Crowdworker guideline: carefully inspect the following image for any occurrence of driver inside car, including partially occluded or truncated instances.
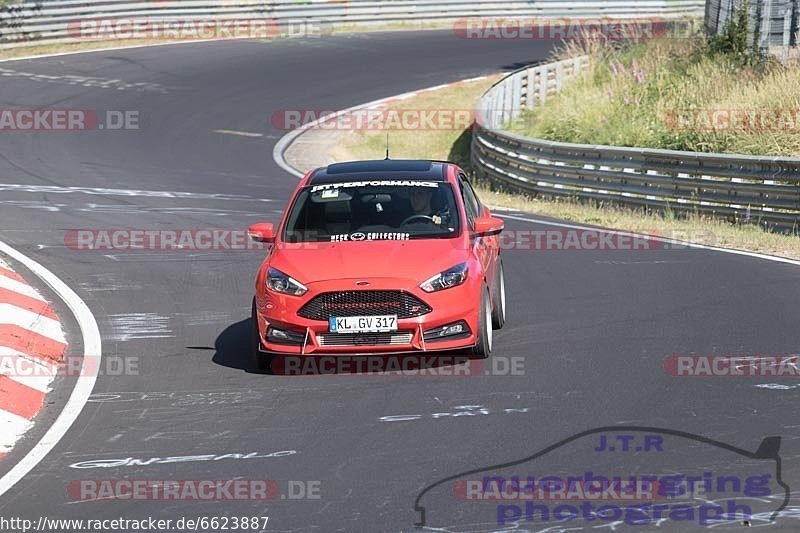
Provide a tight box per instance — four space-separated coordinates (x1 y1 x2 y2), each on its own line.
408 186 449 225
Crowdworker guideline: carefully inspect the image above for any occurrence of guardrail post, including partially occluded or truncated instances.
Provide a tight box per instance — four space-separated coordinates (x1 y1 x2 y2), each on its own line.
556 61 564 92
527 67 537 110
781 6 791 63
574 56 584 74
511 73 522 120
494 91 503 130
747 0 759 48
796 180 800 221
520 69 529 109
759 0 773 54
539 64 549 105
494 91 502 129
503 77 514 125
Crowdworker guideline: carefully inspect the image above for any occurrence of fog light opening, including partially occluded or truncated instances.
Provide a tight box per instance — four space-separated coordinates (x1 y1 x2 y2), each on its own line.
267 326 306 345
423 320 471 341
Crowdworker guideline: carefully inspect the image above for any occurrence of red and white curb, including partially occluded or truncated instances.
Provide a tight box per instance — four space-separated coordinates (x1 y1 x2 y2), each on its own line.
0 241 99 500
0 257 67 459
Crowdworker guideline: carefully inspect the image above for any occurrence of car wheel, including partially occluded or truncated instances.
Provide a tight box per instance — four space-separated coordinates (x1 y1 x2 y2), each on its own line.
251 298 271 371
472 285 493 359
491 259 506 330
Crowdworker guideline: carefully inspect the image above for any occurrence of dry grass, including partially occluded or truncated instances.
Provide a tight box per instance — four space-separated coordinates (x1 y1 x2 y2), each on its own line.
0 39 210 61
331 76 501 167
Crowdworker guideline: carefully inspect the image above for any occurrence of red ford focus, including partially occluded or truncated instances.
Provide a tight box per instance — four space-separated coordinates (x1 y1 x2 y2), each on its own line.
248 159 505 369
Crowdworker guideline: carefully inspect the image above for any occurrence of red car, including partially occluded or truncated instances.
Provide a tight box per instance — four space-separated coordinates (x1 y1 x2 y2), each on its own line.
248 159 505 369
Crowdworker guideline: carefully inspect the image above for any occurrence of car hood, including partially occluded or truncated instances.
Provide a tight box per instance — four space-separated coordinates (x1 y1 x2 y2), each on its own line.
270 239 466 284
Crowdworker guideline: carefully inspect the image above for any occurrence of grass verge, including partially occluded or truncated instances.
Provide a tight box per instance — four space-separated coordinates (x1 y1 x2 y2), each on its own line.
329 77 499 168
0 38 223 61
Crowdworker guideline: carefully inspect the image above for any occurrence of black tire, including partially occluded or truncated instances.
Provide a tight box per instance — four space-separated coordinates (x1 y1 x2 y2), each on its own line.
472 285 493 359
491 259 506 330
251 298 271 371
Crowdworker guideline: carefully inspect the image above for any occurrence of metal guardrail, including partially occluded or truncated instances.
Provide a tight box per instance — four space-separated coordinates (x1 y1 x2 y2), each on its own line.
477 55 590 128
471 57 800 230
0 0 705 48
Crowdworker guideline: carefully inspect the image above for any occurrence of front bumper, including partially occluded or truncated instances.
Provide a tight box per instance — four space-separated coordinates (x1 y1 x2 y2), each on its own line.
254 277 479 355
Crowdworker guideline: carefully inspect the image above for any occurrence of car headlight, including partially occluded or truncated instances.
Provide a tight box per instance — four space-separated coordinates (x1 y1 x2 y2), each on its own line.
266 267 307 296
420 262 469 293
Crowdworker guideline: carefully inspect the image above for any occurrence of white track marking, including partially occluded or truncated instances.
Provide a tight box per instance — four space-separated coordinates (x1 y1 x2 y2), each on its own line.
212 129 264 138
0 240 102 499
0 200 266 216
755 383 795 390
107 313 173 341
495 213 800 267
0 36 266 65
0 67 169 93
0 183 268 201
178 310 233 327
0 304 66 342
0 410 34 450
0 274 46 301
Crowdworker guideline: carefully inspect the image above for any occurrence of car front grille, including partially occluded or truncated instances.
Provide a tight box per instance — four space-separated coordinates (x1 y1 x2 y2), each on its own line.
298 291 431 320
317 332 414 346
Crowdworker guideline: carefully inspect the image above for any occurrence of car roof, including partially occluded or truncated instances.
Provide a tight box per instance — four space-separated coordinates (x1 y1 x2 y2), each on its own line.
307 159 449 184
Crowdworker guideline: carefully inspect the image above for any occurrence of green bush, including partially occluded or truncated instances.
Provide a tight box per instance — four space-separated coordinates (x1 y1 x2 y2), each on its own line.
707 0 757 63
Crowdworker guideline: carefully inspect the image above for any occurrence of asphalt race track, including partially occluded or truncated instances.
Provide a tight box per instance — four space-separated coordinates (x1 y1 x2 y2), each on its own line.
1 30 799 532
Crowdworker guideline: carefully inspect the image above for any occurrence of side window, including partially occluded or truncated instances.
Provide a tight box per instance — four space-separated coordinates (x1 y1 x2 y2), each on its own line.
463 178 483 213
458 173 480 227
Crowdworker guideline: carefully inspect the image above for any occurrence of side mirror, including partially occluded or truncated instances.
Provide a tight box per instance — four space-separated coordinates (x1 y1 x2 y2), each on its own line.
248 222 275 243
473 216 504 237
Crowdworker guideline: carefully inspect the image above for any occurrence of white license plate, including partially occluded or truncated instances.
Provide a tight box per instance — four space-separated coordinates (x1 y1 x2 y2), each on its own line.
328 315 398 333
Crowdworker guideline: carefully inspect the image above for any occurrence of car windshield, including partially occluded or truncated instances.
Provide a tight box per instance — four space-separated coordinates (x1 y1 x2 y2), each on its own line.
282 180 461 242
